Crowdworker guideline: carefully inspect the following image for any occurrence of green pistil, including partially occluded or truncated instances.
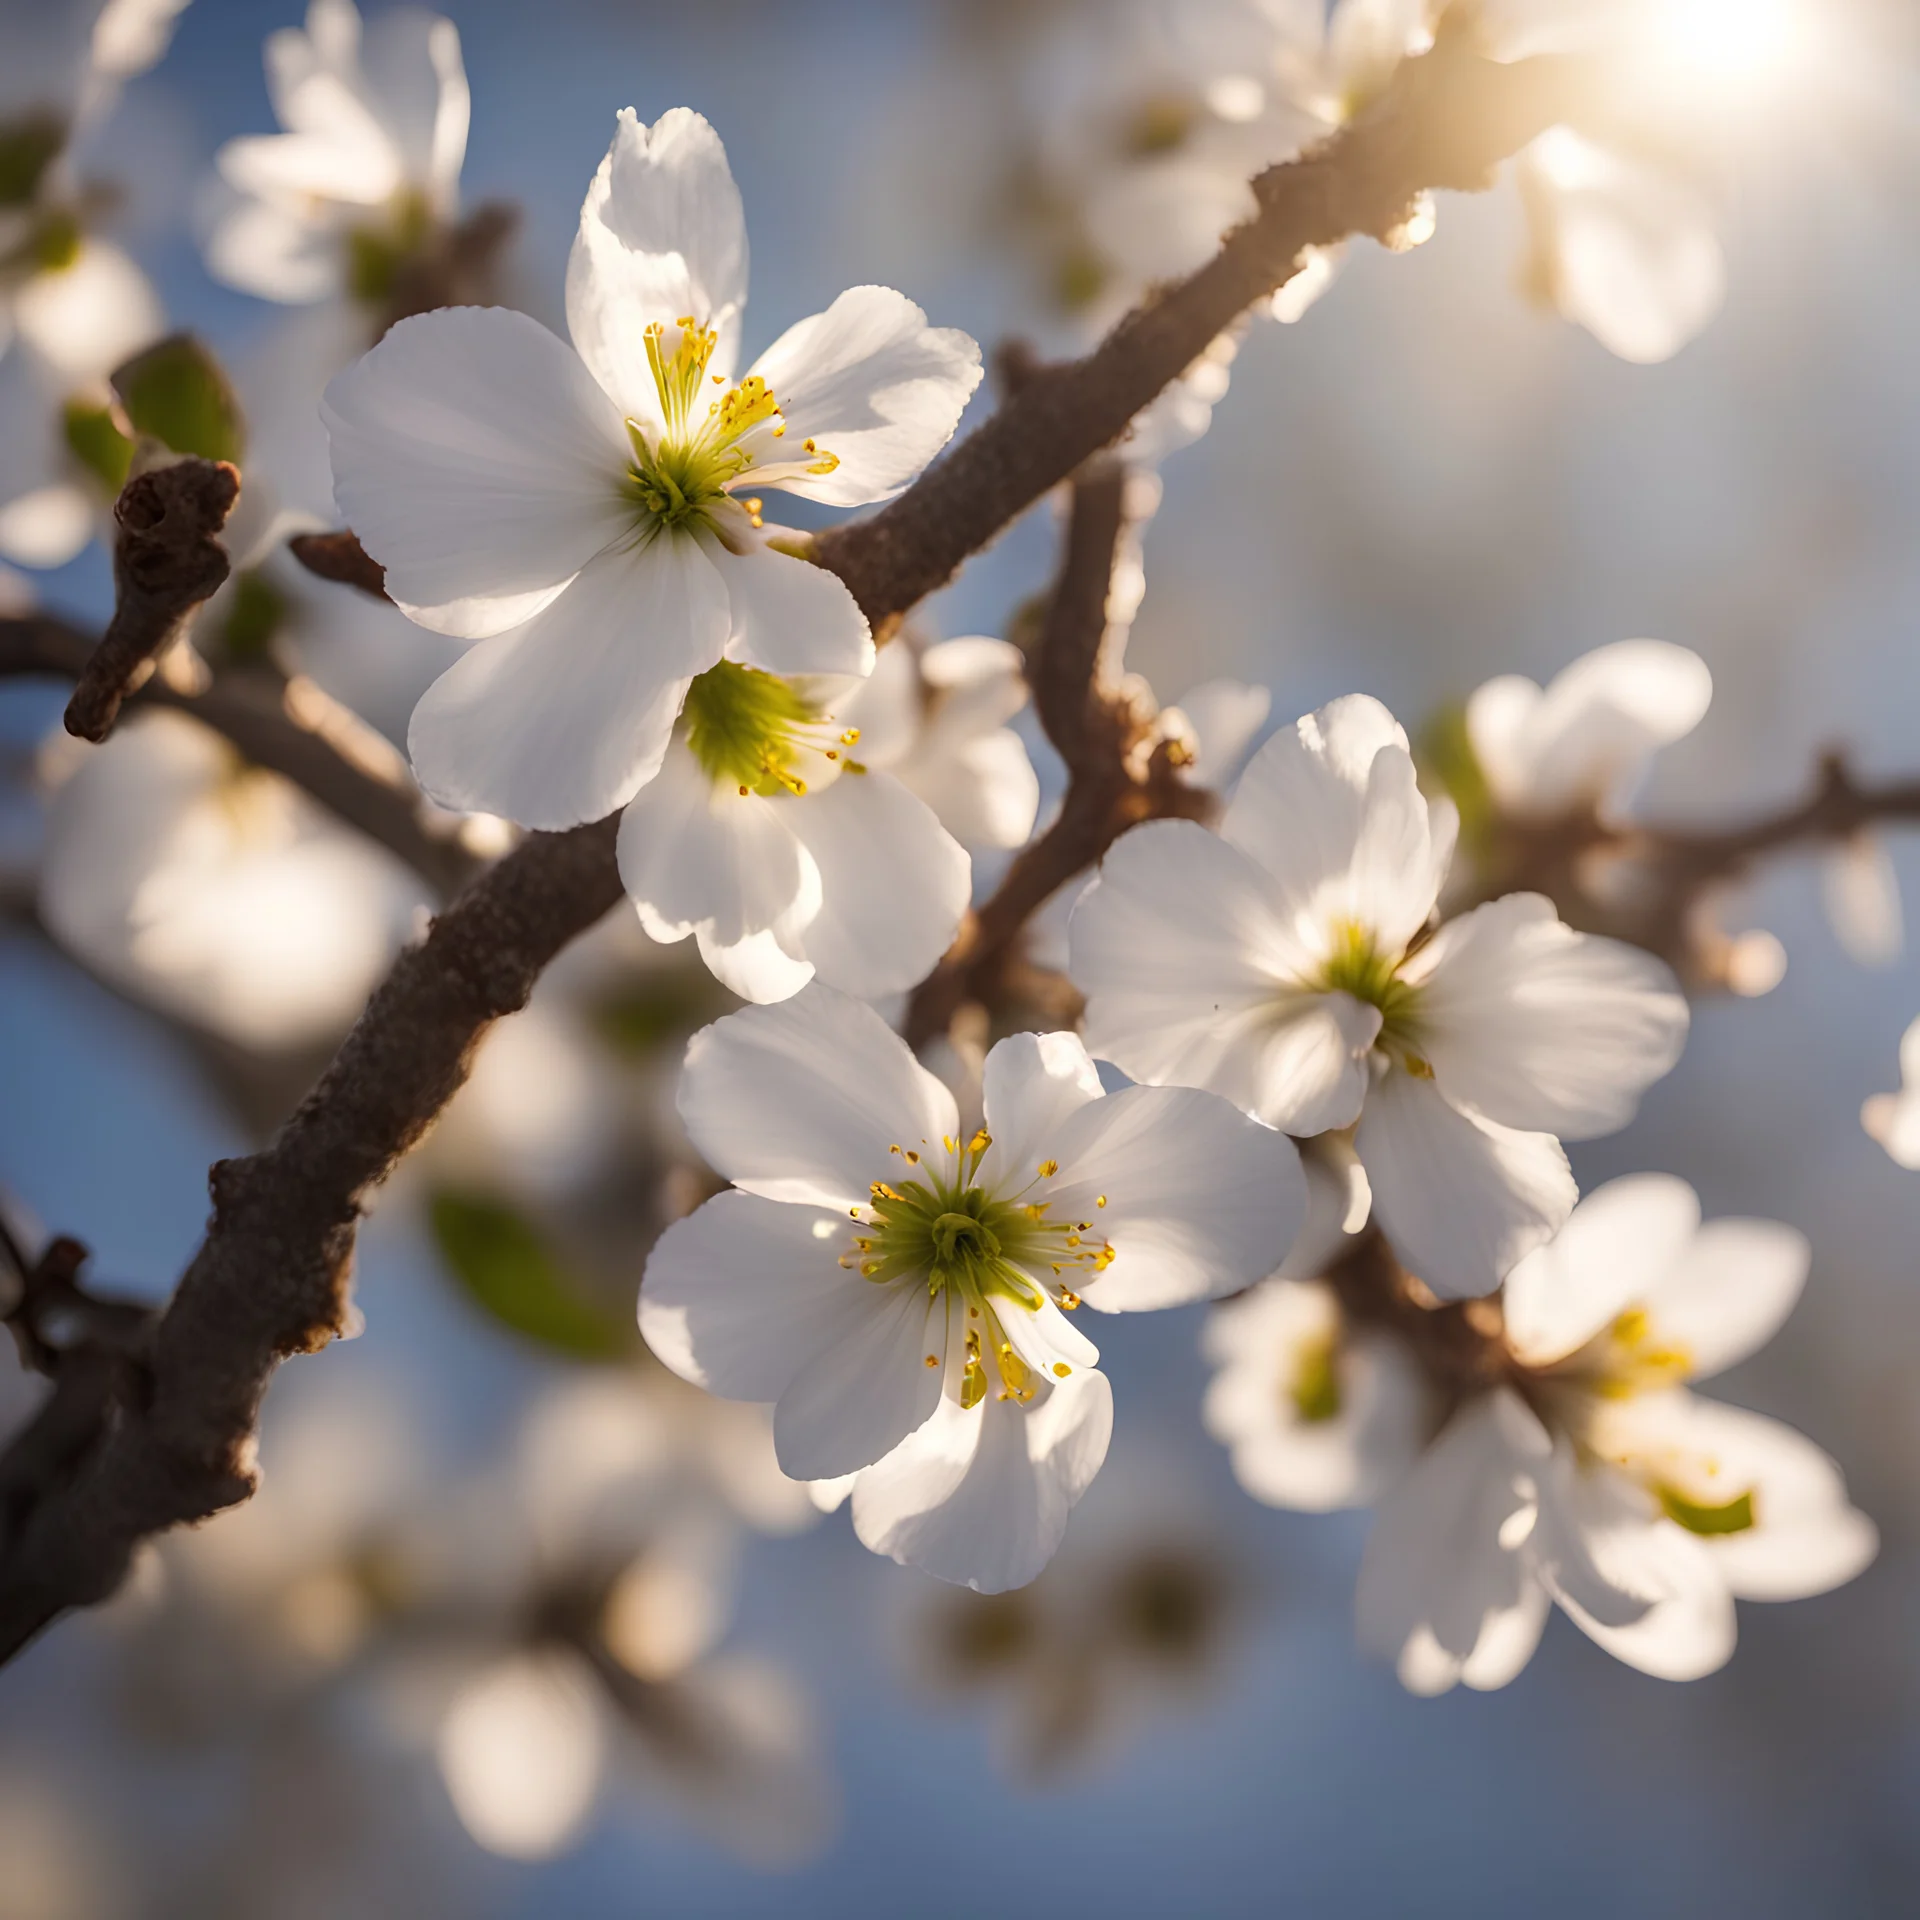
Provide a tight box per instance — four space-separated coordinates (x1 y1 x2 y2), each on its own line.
682 660 820 798
1656 1484 1757 1537
345 189 432 306
1288 1333 1343 1425
1316 920 1423 1036
625 420 749 532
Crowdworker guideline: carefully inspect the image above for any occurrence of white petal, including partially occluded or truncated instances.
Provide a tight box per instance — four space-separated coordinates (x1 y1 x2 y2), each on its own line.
566 107 749 420
1467 639 1712 819
359 6 469 209
1824 832 1904 968
828 636 920 769
780 772 971 1001
407 538 727 829
851 1366 1113 1592
677 984 958 1207
898 726 1041 853
438 1649 606 1861
709 535 874 677
975 1031 1104 1197
1071 820 1376 1131
772 1281 947 1481
1085 152 1260 285
1533 1456 1735 1680
1355 1391 1552 1697
1524 128 1724 366
13 243 164 382
1202 1280 1426 1512
1610 1397 1877 1603
742 285 981 508
1642 1217 1810 1381
1276 1143 1372 1280
695 925 817 1004
1040 1084 1307 1313
1501 1173 1702 1368
992 1289 1100 1380
1408 893 1689 1138
323 307 634 636
1168 678 1271 794
617 741 815 948
204 192 344 303
640 1190 874 1402
1357 1069 1575 1298
1221 694 1417 908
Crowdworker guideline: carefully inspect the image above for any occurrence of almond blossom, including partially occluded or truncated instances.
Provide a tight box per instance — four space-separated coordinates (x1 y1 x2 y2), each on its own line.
1466 638 1712 823
614 659 972 1004
205 0 470 308
1068 694 1690 1298
1861 1016 1920 1170
37 709 425 1047
324 107 981 834
640 987 1304 1592
1357 1174 1876 1693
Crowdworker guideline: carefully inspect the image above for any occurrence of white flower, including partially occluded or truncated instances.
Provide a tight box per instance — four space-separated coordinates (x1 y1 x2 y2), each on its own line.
1466 637 1713 822
324 107 981 835
1861 1016 1920 1170
205 0 470 306
1069 694 1690 1298
1357 1174 1877 1693
1203 1272 1426 1513
836 636 1043 855
616 658 975 1004
37 709 426 1046
1161 675 1272 796
1823 830 1904 970
641 985 1304 1591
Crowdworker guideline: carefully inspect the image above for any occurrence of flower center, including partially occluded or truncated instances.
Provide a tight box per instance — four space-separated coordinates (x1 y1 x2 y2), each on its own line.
1287 1330 1343 1424
623 317 840 535
345 188 433 307
842 1134 1115 1408
1589 1308 1694 1401
1312 919 1429 1070
680 661 859 799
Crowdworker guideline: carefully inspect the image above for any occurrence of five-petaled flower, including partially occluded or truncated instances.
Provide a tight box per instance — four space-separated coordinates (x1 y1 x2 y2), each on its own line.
206 0 471 309
1068 694 1690 1298
324 106 981 834
640 986 1305 1592
1356 1174 1877 1693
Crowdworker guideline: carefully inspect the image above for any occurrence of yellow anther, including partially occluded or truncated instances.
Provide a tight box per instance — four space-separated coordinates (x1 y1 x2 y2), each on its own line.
1066 1235 1081 1248
969 1130 992 1154
1096 1196 1107 1208
943 1135 958 1155
1053 1363 1071 1378
737 783 749 796
1038 1160 1058 1179
840 728 860 746
1059 1291 1081 1310
924 1354 939 1369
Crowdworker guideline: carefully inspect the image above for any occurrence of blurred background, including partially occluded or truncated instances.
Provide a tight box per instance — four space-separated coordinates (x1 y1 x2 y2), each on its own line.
3 0 1920 1913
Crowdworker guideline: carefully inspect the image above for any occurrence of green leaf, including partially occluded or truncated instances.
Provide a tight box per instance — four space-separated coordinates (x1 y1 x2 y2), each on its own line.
220 569 288 661
0 111 65 208
112 334 247 467
62 399 133 495
589 969 735 1058
428 1190 630 1361
1415 701 1494 852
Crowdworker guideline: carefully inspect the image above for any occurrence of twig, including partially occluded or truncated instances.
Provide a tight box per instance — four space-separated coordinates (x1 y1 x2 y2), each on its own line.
0 817 622 1660
1 612 476 897
1469 750 1920 981
288 531 389 601
63 459 240 743
0 32 1604 1658
904 461 1206 1046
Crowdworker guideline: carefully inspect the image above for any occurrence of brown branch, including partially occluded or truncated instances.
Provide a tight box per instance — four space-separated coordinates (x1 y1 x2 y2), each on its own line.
63 459 240 743
1469 750 1920 983
288 530 389 601
0 31 1605 1655
0 817 622 1660
812 33 1592 626
904 461 1206 1046
1 611 476 897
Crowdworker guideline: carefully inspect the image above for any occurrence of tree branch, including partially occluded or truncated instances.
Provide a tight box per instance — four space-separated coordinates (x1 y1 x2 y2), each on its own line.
0 817 622 1661
0 31 1606 1657
904 461 1205 1046
1 610 477 898
62 459 240 743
